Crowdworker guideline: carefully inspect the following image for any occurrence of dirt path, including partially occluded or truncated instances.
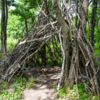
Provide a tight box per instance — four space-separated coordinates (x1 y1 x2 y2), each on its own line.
22 85 56 100
22 67 62 100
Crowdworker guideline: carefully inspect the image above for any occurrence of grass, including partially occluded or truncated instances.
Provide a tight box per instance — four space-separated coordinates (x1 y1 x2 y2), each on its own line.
0 76 35 100
7 37 18 51
0 37 18 57
56 82 98 100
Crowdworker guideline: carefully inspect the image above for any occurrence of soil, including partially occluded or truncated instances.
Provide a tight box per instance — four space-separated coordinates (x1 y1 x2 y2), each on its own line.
8 66 73 100
22 66 61 100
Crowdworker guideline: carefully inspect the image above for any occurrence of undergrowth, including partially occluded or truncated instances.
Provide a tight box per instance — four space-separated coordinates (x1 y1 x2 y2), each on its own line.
56 82 98 100
0 76 34 100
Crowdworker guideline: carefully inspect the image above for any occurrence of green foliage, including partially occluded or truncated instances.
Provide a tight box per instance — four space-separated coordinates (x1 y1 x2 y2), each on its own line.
91 96 98 100
57 87 66 99
56 83 98 100
7 0 15 7
10 0 42 21
0 77 25 100
86 3 100 59
0 76 35 100
26 77 34 88
7 14 24 38
52 85 57 89
76 83 87 100
46 37 62 66
69 83 87 100
7 37 18 51
69 82 98 100
0 81 8 89
0 37 18 55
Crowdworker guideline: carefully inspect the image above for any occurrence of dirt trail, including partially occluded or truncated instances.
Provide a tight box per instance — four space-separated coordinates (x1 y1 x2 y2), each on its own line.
23 85 56 100
22 67 62 100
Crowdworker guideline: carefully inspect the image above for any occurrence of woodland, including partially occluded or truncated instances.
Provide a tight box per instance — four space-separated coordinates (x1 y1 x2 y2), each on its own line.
0 0 100 100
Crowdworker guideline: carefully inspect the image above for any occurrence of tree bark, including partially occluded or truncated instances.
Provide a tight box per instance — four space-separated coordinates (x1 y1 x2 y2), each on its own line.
67 42 76 87
1 0 7 55
75 0 78 28
79 0 89 38
82 0 89 33
90 0 97 47
67 0 89 87
52 0 69 85
41 0 49 67
25 19 28 36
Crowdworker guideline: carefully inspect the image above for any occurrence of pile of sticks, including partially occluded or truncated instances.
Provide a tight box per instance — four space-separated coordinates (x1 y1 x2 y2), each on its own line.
0 6 60 82
59 2 100 95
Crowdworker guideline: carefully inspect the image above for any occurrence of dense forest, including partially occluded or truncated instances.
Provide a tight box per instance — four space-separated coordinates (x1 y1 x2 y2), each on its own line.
0 0 100 100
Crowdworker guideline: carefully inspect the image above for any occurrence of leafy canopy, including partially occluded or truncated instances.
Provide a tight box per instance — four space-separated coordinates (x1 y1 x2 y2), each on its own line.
10 0 42 20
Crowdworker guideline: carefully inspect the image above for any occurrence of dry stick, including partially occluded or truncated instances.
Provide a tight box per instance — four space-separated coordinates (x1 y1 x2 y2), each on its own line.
65 6 79 99
6 32 56 81
57 28 65 91
12 2 45 51
8 64 21 82
77 39 99 95
64 2 99 94
4 25 56 80
23 28 53 59
64 1 89 88
88 67 96 95
73 5 99 70
78 41 93 80
67 7 80 98
5 26 49 75
21 31 58 65
78 39 98 87
19 34 56 45
65 2 98 74
75 10 98 72
1 8 56 81
75 10 99 96
77 39 97 95
27 1 45 33
79 69 93 91
77 40 96 88
38 3 48 18
20 22 54 46
87 46 99 96
65 4 88 62
35 21 57 29
75 46 80 100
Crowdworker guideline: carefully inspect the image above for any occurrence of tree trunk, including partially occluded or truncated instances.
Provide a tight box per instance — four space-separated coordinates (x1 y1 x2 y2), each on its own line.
75 0 78 28
41 0 49 67
79 0 89 38
66 43 76 87
52 0 69 86
82 0 89 33
90 0 97 47
67 0 89 87
25 19 28 36
1 0 7 55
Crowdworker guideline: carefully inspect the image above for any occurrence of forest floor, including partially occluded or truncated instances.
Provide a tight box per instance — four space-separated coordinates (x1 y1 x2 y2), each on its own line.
21 66 73 100
4 66 74 100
